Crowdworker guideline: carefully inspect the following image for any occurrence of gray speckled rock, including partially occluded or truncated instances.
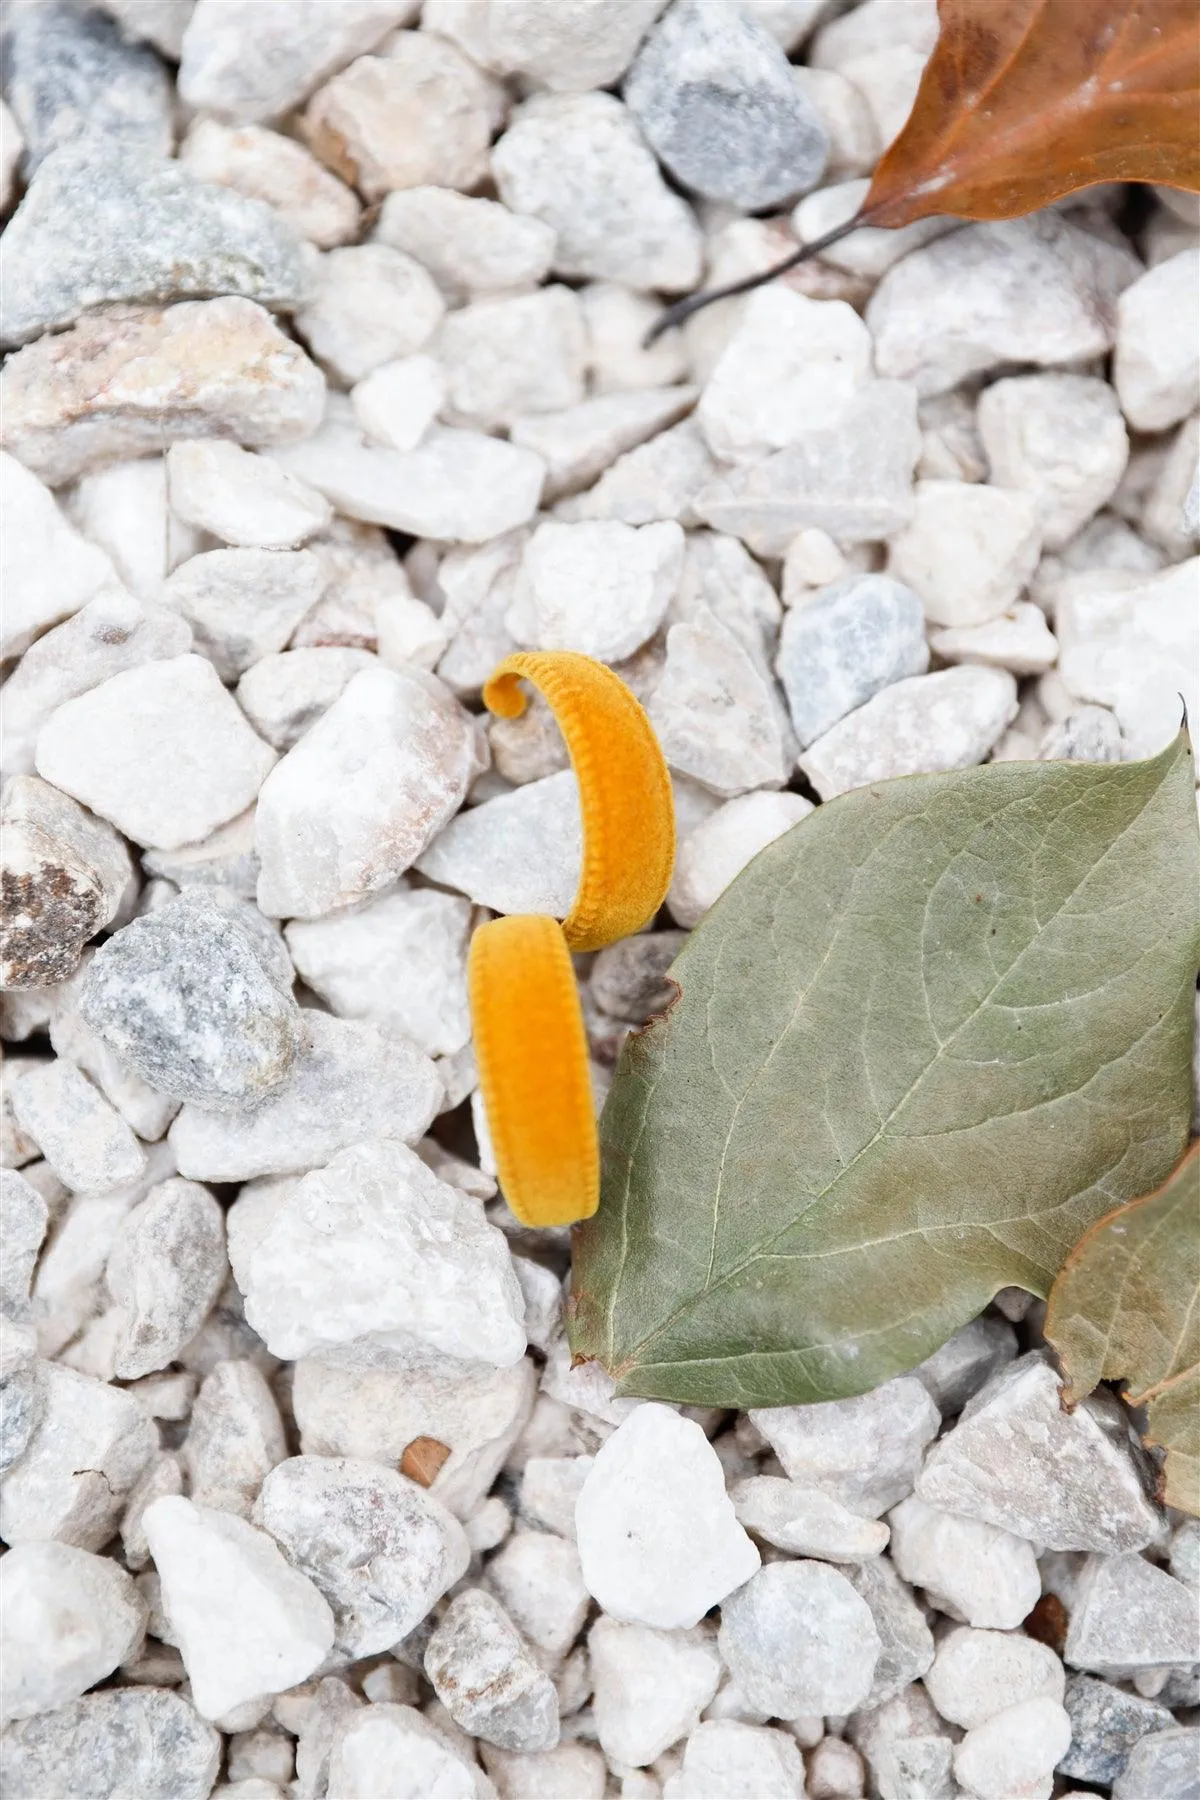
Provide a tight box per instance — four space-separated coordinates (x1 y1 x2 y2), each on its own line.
0 1687 221 1800
847 1555 935 1709
776 573 929 750
425 1587 560 1753
78 890 302 1112
169 1013 442 1183
1063 1553 1199 1673
591 931 687 1024
1112 1726 1200 1800
0 1361 157 1550
2 0 173 173
1039 704 1124 763
625 0 828 211
106 1178 228 1378
0 1170 49 1477
718 1560 881 1717
0 143 313 349
917 1355 1163 1553
1060 1674 1174 1787
491 92 703 294
254 1455 470 1659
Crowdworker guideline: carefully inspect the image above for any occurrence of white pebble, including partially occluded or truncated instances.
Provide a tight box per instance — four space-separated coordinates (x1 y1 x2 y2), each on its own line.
67 455 201 604
428 0 667 93
1056 556 1199 759
924 1625 1064 1730
952 1696 1072 1800
184 1359 287 1519
351 354 445 452
929 603 1059 677
798 667 1019 800
0 1541 146 1723
375 185 556 301
285 884 472 1058
492 92 703 294
416 769 581 918
233 1137 527 1366
977 373 1129 550
177 0 424 125
649 615 792 796
0 297 326 488
106 1178 227 1379
302 32 506 203
512 387 696 502
1 452 125 659
487 1528 591 1664
0 588 192 778
163 548 326 680
731 1475 890 1562
1113 247 1200 430
698 288 873 466
575 1403 760 1630
508 519 683 663
793 178 953 279
35 654 277 851
10 1059 144 1196
719 1559 881 1717
668 791 813 928
751 1376 940 1519
888 479 1043 627
167 442 331 551
917 1355 1163 1554
1063 1551 1199 1672
327 1703 495 1800
294 244 446 386
293 1348 536 1522
424 1587 560 1753
439 286 587 430
663 1719 807 1799
144 1496 335 1721
888 1492 1041 1629
0 1360 157 1549
169 1014 442 1182
236 646 375 751
179 118 362 249
694 381 921 555
272 400 546 544
867 215 1139 398
254 663 483 919
590 1615 722 1769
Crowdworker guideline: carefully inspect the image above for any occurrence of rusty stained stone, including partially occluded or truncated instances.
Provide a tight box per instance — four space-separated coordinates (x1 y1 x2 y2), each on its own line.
0 837 107 988
399 1435 451 1488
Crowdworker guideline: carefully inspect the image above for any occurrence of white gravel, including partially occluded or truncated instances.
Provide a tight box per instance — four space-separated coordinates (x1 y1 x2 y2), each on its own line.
2 1 1195 1793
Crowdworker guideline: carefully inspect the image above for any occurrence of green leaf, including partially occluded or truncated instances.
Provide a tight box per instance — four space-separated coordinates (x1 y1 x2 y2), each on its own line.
569 735 1200 1408
1046 1143 1200 1517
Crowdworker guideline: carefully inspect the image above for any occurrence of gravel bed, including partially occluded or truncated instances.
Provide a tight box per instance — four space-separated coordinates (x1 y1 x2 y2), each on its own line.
1 1 1198 1797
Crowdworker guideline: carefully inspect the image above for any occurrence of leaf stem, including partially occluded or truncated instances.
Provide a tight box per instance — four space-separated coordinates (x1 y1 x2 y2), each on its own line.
644 213 868 343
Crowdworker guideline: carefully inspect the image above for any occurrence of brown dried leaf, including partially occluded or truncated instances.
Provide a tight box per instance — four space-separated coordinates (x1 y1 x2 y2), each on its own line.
1045 1143 1200 1517
863 0 1200 230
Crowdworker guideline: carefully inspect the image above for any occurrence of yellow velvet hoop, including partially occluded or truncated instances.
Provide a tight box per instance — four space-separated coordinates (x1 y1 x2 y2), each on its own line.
468 653 675 1227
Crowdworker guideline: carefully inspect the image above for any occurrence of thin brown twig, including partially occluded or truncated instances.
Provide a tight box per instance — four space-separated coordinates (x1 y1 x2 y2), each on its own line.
643 213 870 344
